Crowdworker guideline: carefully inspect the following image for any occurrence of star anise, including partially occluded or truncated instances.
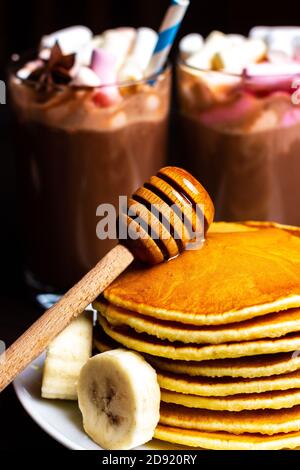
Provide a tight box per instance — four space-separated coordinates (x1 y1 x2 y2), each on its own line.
29 41 76 93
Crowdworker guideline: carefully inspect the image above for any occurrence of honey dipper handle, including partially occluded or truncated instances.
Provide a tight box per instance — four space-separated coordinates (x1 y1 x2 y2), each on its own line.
0 244 134 392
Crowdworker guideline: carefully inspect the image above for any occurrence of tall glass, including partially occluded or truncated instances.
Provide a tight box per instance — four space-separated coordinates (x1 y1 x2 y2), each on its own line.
9 58 171 292
177 61 300 224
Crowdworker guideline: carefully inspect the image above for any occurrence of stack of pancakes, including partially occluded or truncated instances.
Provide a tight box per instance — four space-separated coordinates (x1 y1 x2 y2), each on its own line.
94 222 300 450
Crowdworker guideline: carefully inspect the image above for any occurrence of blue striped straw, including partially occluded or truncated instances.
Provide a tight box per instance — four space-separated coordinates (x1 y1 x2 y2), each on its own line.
147 0 190 76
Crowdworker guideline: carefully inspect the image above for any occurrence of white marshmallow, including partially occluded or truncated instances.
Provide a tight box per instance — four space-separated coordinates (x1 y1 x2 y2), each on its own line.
187 31 229 70
71 66 101 87
228 34 246 46
249 26 270 42
268 27 300 40
213 39 267 74
244 38 267 62
268 33 294 58
179 33 204 61
246 61 300 77
292 36 300 61
101 28 136 70
251 26 300 63
78 35 105 67
130 28 158 71
40 26 93 56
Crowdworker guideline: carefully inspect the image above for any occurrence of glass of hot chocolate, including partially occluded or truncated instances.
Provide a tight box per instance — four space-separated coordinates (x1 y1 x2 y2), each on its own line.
9 26 171 293
177 28 300 225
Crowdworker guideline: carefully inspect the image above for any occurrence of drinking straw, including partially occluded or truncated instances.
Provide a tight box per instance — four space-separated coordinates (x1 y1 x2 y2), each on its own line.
147 0 190 76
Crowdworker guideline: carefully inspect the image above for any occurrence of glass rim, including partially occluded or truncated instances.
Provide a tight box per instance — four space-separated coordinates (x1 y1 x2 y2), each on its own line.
177 58 300 80
9 50 172 91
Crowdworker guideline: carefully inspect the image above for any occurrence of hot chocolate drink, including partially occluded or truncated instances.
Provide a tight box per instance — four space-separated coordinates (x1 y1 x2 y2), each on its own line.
177 28 300 225
10 26 170 291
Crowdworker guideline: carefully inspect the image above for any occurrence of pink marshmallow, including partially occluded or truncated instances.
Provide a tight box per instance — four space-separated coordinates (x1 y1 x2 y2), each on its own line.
244 62 300 94
91 49 121 107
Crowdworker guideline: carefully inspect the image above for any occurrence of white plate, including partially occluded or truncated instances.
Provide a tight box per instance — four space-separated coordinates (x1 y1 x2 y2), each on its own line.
13 355 188 451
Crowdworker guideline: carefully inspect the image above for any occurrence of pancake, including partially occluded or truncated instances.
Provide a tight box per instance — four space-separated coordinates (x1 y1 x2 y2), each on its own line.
150 353 300 379
99 316 300 361
160 403 300 435
154 425 300 450
161 389 300 411
95 301 300 344
103 227 300 326
94 328 300 379
209 222 259 233
157 369 300 397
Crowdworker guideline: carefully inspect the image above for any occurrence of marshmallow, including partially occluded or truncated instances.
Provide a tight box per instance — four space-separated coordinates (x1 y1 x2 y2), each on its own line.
251 26 300 63
244 62 300 94
78 35 104 67
118 27 158 81
101 28 136 70
293 37 300 61
246 62 300 77
228 34 246 46
187 31 230 70
129 28 158 72
91 49 118 83
241 38 267 63
249 26 270 42
213 39 267 74
71 66 101 87
91 49 121 106
115 27 136 44
179 33 204 61
268 27 300 39
268 34 294 59
40 26 93 57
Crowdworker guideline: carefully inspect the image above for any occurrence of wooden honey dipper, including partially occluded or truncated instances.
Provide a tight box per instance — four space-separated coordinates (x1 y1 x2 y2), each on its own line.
0 167 214 392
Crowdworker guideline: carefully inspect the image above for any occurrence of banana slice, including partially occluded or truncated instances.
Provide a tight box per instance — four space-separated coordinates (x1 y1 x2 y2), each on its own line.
42 312 93 400
78 349 160 450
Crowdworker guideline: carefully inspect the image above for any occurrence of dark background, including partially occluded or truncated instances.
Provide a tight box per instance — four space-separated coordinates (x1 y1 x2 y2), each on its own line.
0 0 299 450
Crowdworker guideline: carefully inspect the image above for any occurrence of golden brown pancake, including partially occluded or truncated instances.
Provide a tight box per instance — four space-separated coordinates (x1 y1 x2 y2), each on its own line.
95 301 300 344
103 228 300 325
154 425 300 450
161 388 300 411
157 369 300 396
160 403 300 435
98 316 300 361
149 354 300 379
94 328 300 378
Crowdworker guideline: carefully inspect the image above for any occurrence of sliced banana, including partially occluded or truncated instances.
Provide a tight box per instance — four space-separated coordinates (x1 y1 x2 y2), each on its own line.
78 349 160 450
42 312 93 400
